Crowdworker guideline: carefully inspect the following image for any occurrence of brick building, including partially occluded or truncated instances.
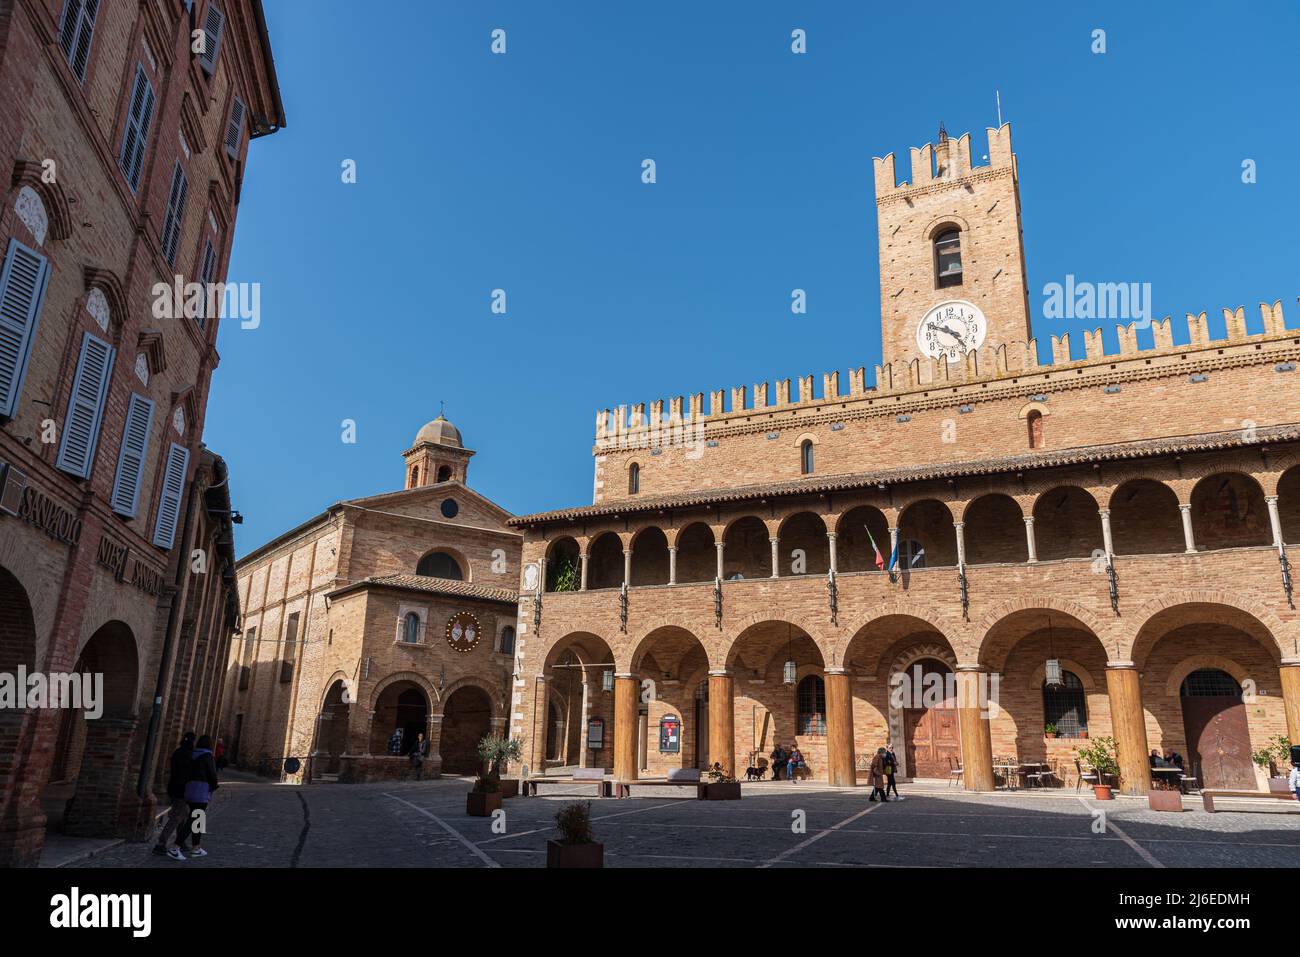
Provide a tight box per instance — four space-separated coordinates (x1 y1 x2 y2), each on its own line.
222 415 522 784
510 121 1300 797
0 0 282 865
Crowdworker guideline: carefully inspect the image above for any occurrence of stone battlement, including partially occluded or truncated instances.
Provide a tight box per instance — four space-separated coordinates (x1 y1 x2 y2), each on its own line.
872 123 1016 201
594 299 1298 442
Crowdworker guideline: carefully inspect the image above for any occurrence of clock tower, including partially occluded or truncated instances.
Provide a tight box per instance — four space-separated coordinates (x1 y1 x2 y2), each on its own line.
872 122 1033 371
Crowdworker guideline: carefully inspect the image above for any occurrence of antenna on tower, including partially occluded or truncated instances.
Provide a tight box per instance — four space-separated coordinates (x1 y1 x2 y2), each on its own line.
996 89 1003 127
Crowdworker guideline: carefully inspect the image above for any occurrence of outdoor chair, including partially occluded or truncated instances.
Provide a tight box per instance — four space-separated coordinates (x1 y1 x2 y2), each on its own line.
948 754 963 787
1075 758 1098 791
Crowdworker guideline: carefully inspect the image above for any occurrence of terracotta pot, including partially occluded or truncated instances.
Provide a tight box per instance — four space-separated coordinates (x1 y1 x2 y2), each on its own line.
1078 731 1089 739
1148 788 1183 812
702 781 742 801
546 840 604 868
499 779 519 799
466 791 502 816
1092 785 1114 800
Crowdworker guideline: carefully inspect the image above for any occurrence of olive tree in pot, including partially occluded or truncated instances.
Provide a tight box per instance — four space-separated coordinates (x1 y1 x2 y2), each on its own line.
702 762 741 800
1077 737 1119 800
1253 736 1293 793
547 801 603 868
478 733 523 798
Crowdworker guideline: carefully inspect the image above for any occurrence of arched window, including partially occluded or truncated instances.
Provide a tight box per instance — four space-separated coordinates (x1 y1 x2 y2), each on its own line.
416 550 464 580
409 465 419 486
1042 670 1087 737
436 465 453 483
1180 668 1241 698
499 625 516 656
402 612 421 644
796 675 826 735
934 229 963 288
800 440 814 475
899 538 925 569
1027 410 1045 449
628 462 640 495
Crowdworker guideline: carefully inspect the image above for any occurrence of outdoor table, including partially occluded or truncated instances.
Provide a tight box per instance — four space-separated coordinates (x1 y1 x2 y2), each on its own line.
994 764 1021 789
1019 762 1049 787
1151 766 1185 793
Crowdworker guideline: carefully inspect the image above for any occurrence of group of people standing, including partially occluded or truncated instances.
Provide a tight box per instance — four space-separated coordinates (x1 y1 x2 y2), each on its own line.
152 732 222 862
867 745 903 802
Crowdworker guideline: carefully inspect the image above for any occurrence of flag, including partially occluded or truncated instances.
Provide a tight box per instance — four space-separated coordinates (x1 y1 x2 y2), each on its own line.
886 539 899 573
864 526 885 571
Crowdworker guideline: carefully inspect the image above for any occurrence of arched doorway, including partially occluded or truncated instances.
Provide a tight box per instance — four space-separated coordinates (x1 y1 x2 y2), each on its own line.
441 686 492 774
370 681 430 756
898 658 959 779
1179 669 1254 790
315 680 351 774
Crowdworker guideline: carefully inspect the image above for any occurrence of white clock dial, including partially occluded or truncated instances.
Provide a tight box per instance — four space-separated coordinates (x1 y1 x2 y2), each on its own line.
916 300 988 362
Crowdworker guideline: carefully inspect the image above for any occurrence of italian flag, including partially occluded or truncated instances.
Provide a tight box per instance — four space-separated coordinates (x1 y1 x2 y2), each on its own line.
864 526 885 571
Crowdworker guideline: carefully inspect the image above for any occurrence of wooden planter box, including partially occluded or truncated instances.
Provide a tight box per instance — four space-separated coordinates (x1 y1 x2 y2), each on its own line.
1268 778 1291 794
1148 788 1184 812
546 840 604 868
701 782 742 801
1092 785 1114 800
467 791 502 816
499 779 519 799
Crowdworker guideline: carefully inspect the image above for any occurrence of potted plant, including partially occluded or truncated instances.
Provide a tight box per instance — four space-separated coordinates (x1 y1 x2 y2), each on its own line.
1044 723 1058 739
1254 736 1293 793
1147 775 1184 812
547 801 603 868
478 733 524 798
467 771 502 816
1078 727 1089 740
702 762 742 800
1077 737 1119 800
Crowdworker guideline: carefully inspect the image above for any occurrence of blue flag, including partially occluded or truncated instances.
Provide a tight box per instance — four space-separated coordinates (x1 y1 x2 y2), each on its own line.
886 540 899 572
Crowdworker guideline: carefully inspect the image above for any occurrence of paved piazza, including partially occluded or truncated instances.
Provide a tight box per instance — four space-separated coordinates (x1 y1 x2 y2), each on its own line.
69 774 1300 870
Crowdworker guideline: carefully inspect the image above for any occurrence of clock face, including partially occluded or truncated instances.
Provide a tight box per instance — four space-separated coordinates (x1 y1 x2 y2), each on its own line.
916 300 988 362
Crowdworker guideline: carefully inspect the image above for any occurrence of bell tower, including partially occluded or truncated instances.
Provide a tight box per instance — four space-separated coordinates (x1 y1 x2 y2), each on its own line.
872 122 1033 370
402 414 473 489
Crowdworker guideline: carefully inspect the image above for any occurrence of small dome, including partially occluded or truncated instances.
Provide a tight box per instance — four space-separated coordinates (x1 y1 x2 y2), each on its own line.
414 414 462 448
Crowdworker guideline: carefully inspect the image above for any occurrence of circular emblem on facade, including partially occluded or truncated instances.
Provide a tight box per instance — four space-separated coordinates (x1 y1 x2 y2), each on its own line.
440 498 459 518
445 611 481 653
916 299 987 362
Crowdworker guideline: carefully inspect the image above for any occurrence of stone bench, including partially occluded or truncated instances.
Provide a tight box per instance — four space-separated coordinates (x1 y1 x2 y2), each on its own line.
613 767 705 799
1201 789 1298 812
523 767 609 798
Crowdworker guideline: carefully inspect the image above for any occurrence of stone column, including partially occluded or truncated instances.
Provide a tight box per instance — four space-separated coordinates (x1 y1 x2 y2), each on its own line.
668 545 678 584
707 671 735 776
827 532 838 573
1098 508 1115 557
1266 495 1284 551
955 668 994 791
637 712 648 771
613 675 640 781
825 668 855 787
769 537 780 579
1105 663 1151 795
579 552 589 591
953 521 967 567
1280 660 1300 745
530 676 548 772
1179 503 1196 553
715 541 725 581
622 548 633 587
426 713 445 777
1024 515 1038 563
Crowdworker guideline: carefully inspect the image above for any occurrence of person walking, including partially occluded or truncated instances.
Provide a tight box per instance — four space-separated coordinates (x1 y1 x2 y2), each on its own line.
884 743 903 800
410 731 429 780
214 738 227 771
152 731 195 862
177 735 220 858
868 747 888 803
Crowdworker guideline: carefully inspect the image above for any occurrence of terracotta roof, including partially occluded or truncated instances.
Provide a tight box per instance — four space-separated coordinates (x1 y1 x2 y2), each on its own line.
509 424 1300 527
327 575 517 604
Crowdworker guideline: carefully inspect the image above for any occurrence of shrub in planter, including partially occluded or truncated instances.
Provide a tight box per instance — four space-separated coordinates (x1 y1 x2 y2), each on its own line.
547 801 603 868
1077 736 1120 800
701 762 742 800
467 772 502 816
1045 723 1058 739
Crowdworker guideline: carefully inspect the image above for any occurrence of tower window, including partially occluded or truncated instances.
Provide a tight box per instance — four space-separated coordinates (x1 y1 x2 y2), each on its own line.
499 626 516 656
402 612 421 644
934 229 963 288
800 439 814 475
628 462 640 495
409 465 419 487
1027 410 1045 449
436 465 453 483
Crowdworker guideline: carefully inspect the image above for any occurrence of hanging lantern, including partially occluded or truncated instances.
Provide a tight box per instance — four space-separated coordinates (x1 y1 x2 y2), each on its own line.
601 669 614 693
1044 658 1063 687
783 623 797 685
783 659 797 685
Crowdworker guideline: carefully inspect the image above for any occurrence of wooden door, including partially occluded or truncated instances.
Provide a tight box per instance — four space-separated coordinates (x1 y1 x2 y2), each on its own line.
903 660 960 778
1181 696 1254 790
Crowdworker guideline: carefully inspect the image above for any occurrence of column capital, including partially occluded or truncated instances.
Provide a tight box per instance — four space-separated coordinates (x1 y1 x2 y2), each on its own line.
614 672 638 680
1280 658 1300 667
953 521 965 529
1105 660 1137 670
824 667 851 676
1097 508 1110 518
707 669 732 678
623 547 633 556
954 663 986 673
1023 515 1035 525
1178 502 1193 513
667 544 678 552
769 536 780 544
715 541 725 550
1266 494 1280 504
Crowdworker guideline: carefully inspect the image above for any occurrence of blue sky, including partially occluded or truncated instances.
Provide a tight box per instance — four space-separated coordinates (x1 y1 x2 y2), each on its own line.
212 0 1300 557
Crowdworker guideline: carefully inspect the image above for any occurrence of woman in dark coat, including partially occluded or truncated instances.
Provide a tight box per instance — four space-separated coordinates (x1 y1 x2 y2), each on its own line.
177 734 220 857
868 748 888 803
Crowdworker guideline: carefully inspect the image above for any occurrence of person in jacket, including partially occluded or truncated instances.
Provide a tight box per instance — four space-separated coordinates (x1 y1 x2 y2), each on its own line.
214 738 227 770
769 745 787 781
787 746 805 782
177 735 220 858
884 743 903 800
152 731 196 861
410 732 429 780
868 748 888 802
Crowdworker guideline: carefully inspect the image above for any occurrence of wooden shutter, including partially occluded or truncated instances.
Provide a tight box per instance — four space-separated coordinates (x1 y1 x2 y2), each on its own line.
197 239 217 329
119 66 155 192
110 393 155 517
161 162 189 265
198 3 225 75
56 332 115 479
59 0 99 82
224 96 245 158
0 239 51 418
152 441 190 549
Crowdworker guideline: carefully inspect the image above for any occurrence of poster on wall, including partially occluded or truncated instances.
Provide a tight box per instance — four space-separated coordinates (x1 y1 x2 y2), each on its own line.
658 714 681 753
586 717 604 750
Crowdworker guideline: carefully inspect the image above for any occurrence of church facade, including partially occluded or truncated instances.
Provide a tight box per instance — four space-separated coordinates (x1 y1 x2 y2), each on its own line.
508 122 1300 796
221 416 521 782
